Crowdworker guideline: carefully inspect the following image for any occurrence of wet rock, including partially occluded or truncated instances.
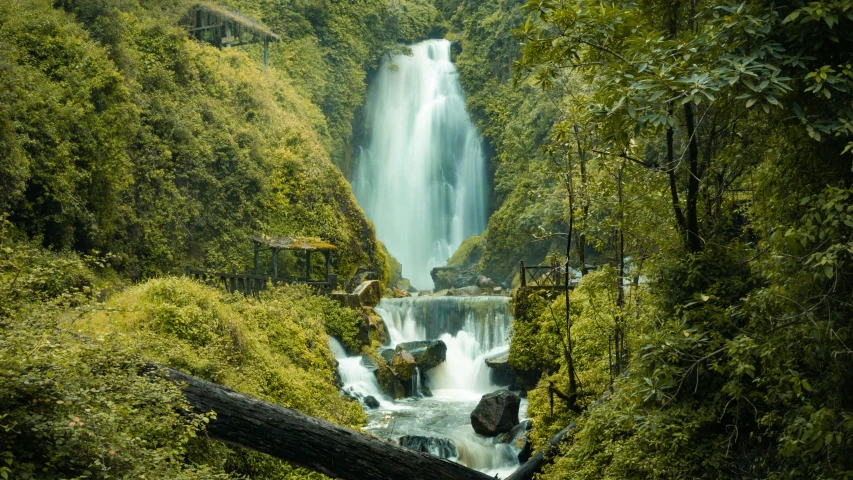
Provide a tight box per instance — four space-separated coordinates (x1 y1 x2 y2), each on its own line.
470 390 520 436
418 290 432 297
476 275 496 289
379 347 396 364
517 433 532 462
430 266 479 290
353 280 382 307
492 286 503 295
330 292 361 309
448 285 483 296
348 267 379 292
393 287 411 298
496 419 531 444
363 395 380 409
390 350 417 381
484 350 514 387
362 307 388 344
398 435 458 460
360 354 381 372
495 420 534 462
395 340 447 372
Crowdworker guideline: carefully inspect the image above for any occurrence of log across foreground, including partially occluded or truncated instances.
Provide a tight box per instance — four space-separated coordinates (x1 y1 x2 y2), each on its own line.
148 363 573 480
147 364 493 480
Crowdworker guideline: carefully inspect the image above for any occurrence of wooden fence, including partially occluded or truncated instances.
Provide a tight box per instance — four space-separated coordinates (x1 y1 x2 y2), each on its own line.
519 261 570 291
185 266 337 295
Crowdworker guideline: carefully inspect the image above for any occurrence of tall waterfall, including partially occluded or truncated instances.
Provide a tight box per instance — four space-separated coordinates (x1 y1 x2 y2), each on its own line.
353 39 488 289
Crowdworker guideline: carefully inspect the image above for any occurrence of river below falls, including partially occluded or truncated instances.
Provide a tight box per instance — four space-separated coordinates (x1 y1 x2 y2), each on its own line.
330 296 524 477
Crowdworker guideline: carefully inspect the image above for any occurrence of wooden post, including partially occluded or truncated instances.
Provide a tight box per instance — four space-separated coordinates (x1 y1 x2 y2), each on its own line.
263 36 269 67
253 241 259 275
272 248 278 286
324 251 331 286
520 261 526 288
305 251 311 281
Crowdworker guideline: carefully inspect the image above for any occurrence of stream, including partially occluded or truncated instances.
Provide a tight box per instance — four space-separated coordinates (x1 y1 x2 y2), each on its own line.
340 38 520 475
330 297 524 477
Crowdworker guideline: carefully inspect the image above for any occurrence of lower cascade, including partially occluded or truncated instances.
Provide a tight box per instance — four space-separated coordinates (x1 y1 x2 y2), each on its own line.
330 295 524 476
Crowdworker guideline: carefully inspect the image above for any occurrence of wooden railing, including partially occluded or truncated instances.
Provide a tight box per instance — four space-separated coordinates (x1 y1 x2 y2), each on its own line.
185 266 337 295
519 261 569 290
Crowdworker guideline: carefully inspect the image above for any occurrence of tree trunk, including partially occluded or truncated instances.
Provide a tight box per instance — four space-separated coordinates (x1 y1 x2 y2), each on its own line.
684 102 702 252
145 364 493 480
505 423 575 480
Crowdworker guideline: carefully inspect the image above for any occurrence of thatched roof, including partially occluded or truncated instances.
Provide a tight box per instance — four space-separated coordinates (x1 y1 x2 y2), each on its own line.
250 236 336 251
189 3 280 41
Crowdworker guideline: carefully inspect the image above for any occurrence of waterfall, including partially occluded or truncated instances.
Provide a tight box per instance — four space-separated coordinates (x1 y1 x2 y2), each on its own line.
376 296 513 397
352 39 488 289
328 337 400 410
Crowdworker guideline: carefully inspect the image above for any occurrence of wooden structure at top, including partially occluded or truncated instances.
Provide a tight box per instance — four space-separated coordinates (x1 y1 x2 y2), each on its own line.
182 3 281 66
185 236 337 295
519 260 572 291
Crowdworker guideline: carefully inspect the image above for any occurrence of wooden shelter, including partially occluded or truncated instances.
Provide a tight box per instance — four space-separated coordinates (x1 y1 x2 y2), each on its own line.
182 3 281 66
185 236 337 295
251 236 336 289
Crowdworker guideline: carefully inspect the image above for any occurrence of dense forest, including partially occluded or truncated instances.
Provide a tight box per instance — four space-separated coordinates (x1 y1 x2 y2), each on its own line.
2 0 852 479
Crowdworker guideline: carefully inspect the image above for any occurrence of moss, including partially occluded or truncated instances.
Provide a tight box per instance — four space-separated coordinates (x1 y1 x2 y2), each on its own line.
447 234 484 268
77 278 366 478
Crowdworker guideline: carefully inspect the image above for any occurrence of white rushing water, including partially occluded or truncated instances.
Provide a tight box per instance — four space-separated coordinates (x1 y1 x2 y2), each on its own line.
368 297 523 476
352 39 488 289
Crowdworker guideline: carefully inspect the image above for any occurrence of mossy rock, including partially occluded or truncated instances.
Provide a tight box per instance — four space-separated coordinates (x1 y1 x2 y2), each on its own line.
395 340 447 372
390 350 417 381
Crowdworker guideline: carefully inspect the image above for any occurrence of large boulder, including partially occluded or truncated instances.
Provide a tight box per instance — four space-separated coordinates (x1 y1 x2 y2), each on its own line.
390 350 417 381
353 280 382 307
395 340 447 372
470 390 520 436
363 395 380 409
430 266 479 291
476 275 496 289
398 436 458 460
392 287 411 298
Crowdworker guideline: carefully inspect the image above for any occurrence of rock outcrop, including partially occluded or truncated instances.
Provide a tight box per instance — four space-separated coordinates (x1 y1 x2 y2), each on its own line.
363 307 388 345
484 350 514 387
430 266 478 290
395 340 447 371
353 280 382 307
348 267 379 292
470 390 520 436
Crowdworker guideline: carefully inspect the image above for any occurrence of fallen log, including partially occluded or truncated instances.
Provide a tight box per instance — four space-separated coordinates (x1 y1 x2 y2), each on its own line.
145 364 492 480
505 422 575 480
